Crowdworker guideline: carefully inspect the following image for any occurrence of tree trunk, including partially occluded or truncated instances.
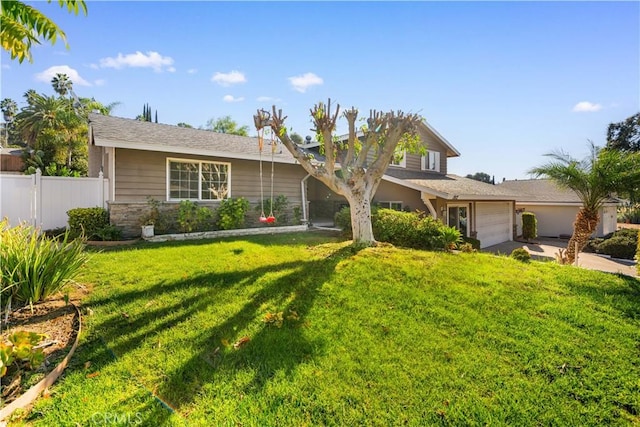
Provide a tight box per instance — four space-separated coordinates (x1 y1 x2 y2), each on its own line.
347 191 375 245
566 207 599 264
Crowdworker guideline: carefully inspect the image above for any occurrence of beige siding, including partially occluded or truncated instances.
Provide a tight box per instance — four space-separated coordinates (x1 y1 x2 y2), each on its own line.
88 144 103 177
373 181 424 212
114 148 307 204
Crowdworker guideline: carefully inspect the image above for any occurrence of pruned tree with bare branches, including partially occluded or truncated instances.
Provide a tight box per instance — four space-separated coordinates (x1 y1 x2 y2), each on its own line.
255 99 423 246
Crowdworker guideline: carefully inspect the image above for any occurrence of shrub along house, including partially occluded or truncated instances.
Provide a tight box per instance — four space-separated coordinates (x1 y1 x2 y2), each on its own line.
88 113 517 248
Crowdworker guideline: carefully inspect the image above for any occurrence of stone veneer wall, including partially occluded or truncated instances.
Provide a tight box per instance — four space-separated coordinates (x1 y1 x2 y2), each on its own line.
108 201 302 238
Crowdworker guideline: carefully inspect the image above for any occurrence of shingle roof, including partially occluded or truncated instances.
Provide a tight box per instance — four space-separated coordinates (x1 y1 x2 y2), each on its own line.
383 169 517 200
88 113 298 164
498 179 619 204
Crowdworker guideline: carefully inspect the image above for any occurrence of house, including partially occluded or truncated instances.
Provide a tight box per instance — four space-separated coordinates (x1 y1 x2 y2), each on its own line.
498 179 619 238
88 114 517 248
307 122 517 248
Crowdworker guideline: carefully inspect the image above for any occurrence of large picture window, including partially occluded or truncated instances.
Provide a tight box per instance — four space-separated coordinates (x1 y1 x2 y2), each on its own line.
168 159 230 200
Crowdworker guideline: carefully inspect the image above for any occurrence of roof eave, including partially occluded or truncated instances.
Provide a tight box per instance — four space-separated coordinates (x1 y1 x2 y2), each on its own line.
93 137 300 165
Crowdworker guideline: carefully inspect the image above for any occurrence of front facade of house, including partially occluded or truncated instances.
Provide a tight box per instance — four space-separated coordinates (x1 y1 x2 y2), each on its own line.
307 122 517 248
499 179 618 238
88 114 516 247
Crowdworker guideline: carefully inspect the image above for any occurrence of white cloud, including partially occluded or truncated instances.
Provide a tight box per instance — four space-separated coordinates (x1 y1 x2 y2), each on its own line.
572 101 602 113
187 68 198 74
2 64 10 70
288 72 323 93
257 96 282 102
94 79 106 86
223 95 244 103
211 70 246 86
35 65 91 86
167 66 176 73
89 63 99 70
99 51 175 72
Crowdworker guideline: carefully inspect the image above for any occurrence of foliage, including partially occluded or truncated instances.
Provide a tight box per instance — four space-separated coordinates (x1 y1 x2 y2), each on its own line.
216 197 250 230
136 103 157 122
465 172 493 184
289 132 303 144
0 331 46 377
139 197 170 234
67 207 110 240
462 236 481 250
459 242 476 253
257 99 423 245
529 142 640 264
206 115 249 136
521 212 537 240
606 112 639 152
0 0 88 63
92 224 122 241
617 202 640 224
0 219 87 309
439 226 463 252
177 200 214 233
255 194 289 224
292 205 302 225
372 208 449 250
27 233 640 425
510 248 531 262
637 230 640 275
1 98 18 121
586 228 638 260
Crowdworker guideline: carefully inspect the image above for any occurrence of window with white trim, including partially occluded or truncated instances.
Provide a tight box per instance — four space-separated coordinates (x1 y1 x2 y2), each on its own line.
421 150 440 172
168 159 230 200
390 149 406 168
377 201 403 211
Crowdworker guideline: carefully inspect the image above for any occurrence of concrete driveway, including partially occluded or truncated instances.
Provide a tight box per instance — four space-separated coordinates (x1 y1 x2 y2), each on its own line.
483 238 638 278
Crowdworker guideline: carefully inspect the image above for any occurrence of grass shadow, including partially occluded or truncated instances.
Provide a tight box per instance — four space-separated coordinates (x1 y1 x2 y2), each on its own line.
68 242 361 419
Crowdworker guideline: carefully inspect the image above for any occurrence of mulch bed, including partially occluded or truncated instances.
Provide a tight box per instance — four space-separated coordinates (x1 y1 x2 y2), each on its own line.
1 300 80 405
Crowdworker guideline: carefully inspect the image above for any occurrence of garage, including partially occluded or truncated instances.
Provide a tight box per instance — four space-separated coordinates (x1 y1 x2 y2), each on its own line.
475 202 513 248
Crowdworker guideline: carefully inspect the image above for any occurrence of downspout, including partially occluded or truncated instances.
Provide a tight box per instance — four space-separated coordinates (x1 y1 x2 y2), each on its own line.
301 174 311 224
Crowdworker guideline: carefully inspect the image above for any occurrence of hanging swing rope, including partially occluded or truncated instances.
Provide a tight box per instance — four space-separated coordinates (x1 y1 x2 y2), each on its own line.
254 109 276 223
257 128 267 222
266 130 277 223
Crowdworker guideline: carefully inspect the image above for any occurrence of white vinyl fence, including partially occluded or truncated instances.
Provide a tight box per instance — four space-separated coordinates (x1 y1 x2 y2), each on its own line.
0 169 109 230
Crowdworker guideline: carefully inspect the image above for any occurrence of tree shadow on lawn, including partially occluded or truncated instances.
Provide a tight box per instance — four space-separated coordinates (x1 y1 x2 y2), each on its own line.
83 243 360 417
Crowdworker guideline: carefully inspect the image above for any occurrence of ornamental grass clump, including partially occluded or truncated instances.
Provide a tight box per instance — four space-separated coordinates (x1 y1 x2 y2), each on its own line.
0 219 88 310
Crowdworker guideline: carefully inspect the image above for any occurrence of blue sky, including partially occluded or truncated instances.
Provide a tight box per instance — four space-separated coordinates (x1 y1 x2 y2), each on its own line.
1 1 638 180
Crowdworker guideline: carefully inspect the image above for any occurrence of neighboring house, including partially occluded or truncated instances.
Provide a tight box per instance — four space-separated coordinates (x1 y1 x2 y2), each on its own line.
498 179 619 238
308 122 518 248
88 114 517 248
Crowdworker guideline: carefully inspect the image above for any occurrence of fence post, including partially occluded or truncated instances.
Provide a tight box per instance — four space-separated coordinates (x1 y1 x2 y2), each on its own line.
33 168 43 228
98 170 105 208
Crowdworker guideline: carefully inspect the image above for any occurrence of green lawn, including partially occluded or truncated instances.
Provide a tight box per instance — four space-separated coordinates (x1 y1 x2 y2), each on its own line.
13 232 640 426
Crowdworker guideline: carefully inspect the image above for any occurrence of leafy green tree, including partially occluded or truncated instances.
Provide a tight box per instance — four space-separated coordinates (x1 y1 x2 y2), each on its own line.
465 172 493 184
1 0 88 63
529 142 640 264
606 112 639 152
51 73 72 97
255 99 423 245
177 122 193 128
290 132 303 145
1 98 19 147
206 116 249 136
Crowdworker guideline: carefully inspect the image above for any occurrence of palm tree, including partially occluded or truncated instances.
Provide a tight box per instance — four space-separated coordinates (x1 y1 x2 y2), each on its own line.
1 98 18 122
14 93 67 148
1 0 87 63
529 143 640 264
51 73 72 97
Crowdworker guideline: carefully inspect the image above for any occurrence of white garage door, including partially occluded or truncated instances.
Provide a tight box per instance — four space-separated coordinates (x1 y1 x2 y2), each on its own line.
476 202 512 248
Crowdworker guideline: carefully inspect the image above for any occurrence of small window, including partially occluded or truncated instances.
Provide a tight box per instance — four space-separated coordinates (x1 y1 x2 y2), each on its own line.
377 201 403 211
422 150 440 172
448 205 468 237
168 159 230 201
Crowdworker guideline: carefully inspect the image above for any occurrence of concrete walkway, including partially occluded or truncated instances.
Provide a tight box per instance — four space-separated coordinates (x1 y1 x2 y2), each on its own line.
483 238 638 278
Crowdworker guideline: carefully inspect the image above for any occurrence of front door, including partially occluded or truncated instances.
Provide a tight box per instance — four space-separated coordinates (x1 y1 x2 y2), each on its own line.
448 205 468 237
